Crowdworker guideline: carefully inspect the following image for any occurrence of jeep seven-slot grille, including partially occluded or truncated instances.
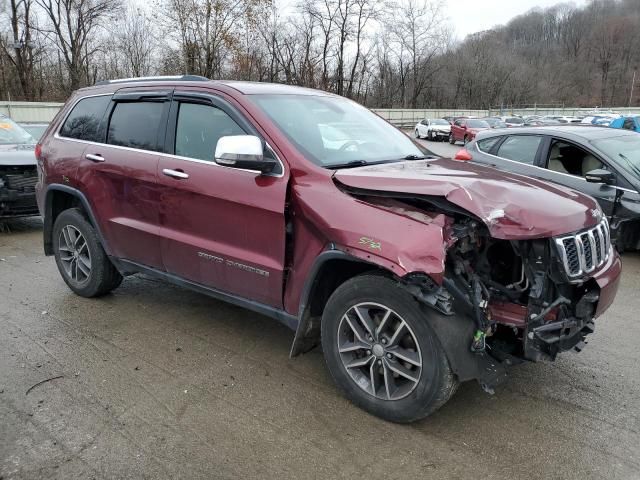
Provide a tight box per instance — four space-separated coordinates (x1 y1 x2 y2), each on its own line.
555 219 610 278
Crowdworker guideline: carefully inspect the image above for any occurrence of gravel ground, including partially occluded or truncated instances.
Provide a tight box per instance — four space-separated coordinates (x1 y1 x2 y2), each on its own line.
1 217 639 480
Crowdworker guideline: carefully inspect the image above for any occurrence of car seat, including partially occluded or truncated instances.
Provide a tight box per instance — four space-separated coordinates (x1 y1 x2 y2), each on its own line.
581 154 603 176
548 143 569 174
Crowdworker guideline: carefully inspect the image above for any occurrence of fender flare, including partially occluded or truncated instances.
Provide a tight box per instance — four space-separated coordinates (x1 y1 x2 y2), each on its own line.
43 184 111 256
290 248 377 357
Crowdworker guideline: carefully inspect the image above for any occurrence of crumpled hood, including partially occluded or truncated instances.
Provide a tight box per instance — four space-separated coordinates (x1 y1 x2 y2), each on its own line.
0 144 37 166
334 158 601 239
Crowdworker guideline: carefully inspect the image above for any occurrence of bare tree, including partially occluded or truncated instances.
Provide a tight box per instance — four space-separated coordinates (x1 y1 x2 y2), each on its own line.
115 6 156 77
0 0 39 99
34 0 122 92
388 0 448 108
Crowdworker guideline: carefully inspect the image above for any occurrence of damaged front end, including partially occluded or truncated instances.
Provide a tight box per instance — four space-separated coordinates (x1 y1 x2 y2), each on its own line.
356 193 616 393
439 216 610 363
0 165 39 218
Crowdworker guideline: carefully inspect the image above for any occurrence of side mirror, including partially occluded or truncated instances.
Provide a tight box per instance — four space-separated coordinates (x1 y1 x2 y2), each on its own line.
585 168 615 185
214 135 277 174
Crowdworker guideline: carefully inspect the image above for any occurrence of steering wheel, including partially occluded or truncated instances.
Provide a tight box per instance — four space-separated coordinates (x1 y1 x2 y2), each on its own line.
339 140 361 151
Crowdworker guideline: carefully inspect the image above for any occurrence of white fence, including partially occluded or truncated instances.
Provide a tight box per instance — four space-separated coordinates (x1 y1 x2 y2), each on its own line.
2 101 640 125
0 101 64 122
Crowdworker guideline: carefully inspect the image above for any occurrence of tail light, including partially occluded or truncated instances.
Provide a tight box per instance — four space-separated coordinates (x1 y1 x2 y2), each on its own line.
454 149 473 161
35 143 42 161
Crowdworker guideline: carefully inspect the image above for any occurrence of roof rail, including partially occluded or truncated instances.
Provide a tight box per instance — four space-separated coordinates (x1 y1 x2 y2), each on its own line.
94 75 209 86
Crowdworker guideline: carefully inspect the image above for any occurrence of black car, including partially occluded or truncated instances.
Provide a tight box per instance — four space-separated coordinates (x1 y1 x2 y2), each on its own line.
459 126 640 250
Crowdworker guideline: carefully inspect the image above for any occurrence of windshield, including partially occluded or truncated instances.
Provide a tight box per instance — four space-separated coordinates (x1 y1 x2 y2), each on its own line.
467 119 490 128
431 119 449 125
506 117 524 124
592 134 640 178
21 124 48 141
0 117 35 145
250 94 427 167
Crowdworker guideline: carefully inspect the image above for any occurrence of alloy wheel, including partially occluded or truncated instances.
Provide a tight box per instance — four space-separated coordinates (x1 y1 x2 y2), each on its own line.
337 302 422 401
58 225 92 284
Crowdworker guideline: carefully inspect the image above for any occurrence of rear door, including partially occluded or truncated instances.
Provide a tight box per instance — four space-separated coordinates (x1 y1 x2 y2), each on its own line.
157 91 289 308
76 89 170 269
476 134 545 177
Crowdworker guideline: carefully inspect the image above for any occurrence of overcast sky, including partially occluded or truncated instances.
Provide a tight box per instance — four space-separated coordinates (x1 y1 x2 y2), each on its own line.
447 0 589 39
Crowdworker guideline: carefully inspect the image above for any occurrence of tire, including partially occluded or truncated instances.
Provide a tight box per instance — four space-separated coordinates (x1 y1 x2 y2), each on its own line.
448 133 455 145
427 131 433 141
464 135 469 145
53 208 122 297
321 275 458 423
414 129 420 139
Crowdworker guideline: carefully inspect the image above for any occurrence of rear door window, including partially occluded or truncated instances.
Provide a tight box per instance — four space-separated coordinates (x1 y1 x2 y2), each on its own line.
496 135 542 165
107 101 164 151
476 136 502 153
59 95 111 142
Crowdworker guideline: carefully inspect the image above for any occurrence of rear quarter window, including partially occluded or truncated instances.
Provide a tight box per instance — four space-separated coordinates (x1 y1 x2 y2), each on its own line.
59 95 111 142
496 135 542 165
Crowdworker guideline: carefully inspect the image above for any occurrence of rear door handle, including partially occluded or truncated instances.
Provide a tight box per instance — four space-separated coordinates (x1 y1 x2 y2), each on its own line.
162 168 189 179
85 153 105 162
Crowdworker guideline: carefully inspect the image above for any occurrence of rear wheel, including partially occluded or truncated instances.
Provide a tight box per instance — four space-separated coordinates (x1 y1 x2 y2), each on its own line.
448 133 455 144
53 208 122 297
321 275 457 423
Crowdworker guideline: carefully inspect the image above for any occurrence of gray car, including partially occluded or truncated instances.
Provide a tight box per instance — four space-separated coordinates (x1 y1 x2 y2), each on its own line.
0 114 39 218
460 125 640 250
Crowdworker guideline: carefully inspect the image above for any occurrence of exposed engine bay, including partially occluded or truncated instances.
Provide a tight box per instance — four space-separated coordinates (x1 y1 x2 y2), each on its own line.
359 194 605 367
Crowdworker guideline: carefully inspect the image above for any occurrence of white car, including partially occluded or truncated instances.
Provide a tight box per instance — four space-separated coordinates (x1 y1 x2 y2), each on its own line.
543 115 582 124
414 118 451 141
497 116 525 127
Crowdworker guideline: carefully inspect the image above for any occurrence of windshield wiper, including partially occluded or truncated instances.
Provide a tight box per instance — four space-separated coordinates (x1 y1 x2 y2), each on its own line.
325 159 370 169
402 154 427 160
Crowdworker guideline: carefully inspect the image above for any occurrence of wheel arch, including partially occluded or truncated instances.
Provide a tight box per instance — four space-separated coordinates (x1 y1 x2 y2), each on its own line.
290 250 388 357
43 184 109 256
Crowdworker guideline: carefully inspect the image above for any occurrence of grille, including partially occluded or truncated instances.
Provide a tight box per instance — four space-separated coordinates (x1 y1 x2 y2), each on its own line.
555 219 610 278
4 171 38 192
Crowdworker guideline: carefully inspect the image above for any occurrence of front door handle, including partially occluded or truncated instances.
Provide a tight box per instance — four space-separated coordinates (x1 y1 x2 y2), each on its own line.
162 168 189 179
85 153 105 162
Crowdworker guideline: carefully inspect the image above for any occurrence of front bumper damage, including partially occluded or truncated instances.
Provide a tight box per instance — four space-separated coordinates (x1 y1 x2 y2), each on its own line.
406 221 622 394
0 165 39 218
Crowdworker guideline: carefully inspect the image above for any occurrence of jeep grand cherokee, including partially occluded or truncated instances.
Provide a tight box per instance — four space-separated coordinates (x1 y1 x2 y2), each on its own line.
36 76 621 423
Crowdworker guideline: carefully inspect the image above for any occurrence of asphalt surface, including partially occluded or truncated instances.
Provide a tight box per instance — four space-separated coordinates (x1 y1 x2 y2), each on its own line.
1 215 639 480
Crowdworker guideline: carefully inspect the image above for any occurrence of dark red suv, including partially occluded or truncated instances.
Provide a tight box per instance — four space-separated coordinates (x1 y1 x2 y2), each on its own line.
36 76 621 422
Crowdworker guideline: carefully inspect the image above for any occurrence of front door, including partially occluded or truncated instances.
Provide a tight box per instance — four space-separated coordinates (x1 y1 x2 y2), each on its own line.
157 92 289 308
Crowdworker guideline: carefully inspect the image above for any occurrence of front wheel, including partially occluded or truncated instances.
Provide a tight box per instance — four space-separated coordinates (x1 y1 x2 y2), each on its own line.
464 135 470 145
448 133 455 145
321 275 457 423
414 129 421 139
53 208 122 297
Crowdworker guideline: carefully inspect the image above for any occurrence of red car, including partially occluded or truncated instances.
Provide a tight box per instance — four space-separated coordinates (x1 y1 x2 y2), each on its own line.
36 77 621 423
449 118 491 145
